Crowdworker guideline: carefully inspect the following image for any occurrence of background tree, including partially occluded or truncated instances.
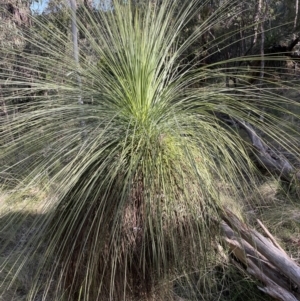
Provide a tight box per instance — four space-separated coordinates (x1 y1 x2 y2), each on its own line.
0 0 32 148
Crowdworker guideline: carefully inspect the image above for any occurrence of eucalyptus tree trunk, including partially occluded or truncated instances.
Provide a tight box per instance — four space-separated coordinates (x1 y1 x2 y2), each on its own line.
70 0 86 139
294 0 299 30
1 0 31 27
70 0 79 65
259 0 265 87
70 0 83 105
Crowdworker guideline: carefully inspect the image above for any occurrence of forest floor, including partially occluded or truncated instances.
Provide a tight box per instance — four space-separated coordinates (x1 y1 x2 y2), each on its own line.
0 177 300 301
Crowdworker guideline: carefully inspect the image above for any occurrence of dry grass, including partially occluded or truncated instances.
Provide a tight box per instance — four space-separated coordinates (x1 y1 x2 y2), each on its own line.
2 178 299 301
0 187 54 301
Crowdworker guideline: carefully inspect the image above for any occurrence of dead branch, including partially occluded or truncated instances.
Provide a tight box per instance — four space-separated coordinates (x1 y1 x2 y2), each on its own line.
220 210 300 300
256 219 287 254
222 210 300 285
236 120 300 182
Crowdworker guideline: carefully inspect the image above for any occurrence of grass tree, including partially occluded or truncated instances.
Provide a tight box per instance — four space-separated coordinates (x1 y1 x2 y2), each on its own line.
0 0 300 300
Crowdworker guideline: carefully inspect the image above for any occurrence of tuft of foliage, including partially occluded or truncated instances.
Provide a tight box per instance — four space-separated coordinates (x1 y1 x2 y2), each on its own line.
0 0 300 300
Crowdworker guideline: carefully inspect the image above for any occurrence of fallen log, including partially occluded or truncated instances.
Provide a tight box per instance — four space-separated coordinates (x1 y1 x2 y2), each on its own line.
237 120 300 182
220 209 300 301
215 114 300 182
223 210 300 286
